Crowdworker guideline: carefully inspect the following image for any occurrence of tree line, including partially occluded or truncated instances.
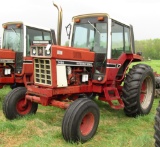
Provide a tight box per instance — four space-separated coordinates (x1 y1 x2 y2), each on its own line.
135 38 160 60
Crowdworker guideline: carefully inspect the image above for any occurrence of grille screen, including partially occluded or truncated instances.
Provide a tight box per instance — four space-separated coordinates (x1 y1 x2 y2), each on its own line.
34 59 52 85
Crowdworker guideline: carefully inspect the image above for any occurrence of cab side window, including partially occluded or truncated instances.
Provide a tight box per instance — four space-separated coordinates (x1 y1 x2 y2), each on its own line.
124 27 131 53
111 21 131 59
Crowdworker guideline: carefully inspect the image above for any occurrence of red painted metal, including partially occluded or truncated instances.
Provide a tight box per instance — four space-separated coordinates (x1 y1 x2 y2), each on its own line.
92 53 142 84
26 94 70 109
0 49 15 59
0 50 15 86
50 100 69 109
51 45 95 62
99 87 124 109
0 49 34 88
25 44 143 110
26 95 41 103
27 84 93 97
80 113 95 136
16 98 32 115
0 75 14 83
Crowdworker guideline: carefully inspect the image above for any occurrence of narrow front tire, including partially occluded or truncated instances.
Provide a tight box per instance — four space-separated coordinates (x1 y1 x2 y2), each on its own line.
3 87 38 120
62 98 100 143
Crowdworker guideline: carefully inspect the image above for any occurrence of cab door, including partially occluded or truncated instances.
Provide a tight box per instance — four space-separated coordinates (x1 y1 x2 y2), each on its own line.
92 23 107 81
110 20 132 79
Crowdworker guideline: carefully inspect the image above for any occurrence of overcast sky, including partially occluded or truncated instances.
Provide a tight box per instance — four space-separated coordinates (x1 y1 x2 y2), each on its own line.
0 0 160 44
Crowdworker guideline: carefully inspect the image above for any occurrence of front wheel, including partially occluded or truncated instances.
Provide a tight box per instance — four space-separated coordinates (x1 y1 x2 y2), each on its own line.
154 101 160 147
3 87 38 120
62 98 100 143
122 64 155 117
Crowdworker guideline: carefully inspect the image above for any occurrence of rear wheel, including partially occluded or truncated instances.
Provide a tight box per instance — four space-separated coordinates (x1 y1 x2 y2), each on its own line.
62 98 100 143
3 87 38 120
154 101 160 147
155 77 160 89
122 64 155 117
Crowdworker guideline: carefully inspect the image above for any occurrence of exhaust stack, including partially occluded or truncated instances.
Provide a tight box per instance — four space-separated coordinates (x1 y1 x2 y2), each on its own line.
53 2 63 45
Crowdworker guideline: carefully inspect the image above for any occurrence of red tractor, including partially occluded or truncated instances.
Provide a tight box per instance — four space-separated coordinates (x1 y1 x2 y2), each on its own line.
3 10 155 142
0 21 56 89
154 101 160 147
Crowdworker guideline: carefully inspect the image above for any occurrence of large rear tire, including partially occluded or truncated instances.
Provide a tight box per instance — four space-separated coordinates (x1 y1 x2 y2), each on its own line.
3 87 38 120
62 98 100 143
122 64 155 117
154 101 160 147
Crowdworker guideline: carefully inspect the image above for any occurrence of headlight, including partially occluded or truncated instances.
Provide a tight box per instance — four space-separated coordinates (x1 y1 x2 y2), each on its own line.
38 47 43 56
32 47 36 55
45 44 51 56
46 49 51 55
46 48 51 55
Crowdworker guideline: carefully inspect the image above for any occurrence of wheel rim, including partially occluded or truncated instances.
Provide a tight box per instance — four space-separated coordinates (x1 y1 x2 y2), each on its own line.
80 112 95 136
16 98 32 115
140 76 153 109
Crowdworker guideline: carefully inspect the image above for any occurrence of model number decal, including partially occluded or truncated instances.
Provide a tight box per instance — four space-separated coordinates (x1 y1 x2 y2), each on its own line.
56 60 93 67
57 60 64 64
57 50 63 55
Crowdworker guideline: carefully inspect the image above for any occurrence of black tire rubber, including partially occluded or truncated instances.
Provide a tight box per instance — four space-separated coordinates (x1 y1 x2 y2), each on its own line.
155 77 160 89
122 64 155 117
155 89 160 98
62 98 100 143
154 101 160 147
3 87 38 120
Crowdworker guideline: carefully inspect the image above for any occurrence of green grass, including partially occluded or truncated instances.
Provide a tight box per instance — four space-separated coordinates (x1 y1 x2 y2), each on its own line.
0 60 160 147
131 59 160 73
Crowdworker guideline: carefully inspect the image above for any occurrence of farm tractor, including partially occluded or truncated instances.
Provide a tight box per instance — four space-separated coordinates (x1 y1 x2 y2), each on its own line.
154 101 160 147
3 4 155 143
0 21 56 89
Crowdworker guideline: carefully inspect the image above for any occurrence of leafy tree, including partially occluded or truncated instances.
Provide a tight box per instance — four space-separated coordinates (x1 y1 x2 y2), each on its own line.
135 39 160 60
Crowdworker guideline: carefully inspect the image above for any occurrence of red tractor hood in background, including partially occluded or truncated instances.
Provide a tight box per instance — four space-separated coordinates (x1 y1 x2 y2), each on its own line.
0 49 15 60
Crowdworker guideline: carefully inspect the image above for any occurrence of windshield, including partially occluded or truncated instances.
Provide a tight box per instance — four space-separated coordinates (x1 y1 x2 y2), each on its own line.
2 28 23 52
71 22 107 53
26 27 51 56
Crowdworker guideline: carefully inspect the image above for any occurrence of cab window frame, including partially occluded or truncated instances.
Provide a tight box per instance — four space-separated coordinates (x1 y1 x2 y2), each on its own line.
111 20 131 59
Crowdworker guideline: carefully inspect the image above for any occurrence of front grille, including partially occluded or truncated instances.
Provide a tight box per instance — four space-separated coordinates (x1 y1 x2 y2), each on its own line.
34 58 52 86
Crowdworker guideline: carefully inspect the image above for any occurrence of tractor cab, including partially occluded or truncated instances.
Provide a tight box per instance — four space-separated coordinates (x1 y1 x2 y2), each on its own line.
67 13 141 84
0 21 56 88
69 13 135 55
2 21 55 56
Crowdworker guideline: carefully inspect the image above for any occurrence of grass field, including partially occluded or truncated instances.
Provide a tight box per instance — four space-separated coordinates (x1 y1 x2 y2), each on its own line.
0 60 159 147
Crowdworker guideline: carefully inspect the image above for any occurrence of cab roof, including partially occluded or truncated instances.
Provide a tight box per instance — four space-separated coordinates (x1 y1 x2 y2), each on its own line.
2 21 52 31
72 13 130 27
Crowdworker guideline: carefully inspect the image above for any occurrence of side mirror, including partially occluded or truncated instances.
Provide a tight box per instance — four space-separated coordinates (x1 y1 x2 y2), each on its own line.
65 24 71 39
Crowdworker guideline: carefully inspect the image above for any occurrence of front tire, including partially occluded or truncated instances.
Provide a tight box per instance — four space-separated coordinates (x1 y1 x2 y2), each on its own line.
3 87 38 120
154 101 160 147
122 64 155 117
62 98 100 143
